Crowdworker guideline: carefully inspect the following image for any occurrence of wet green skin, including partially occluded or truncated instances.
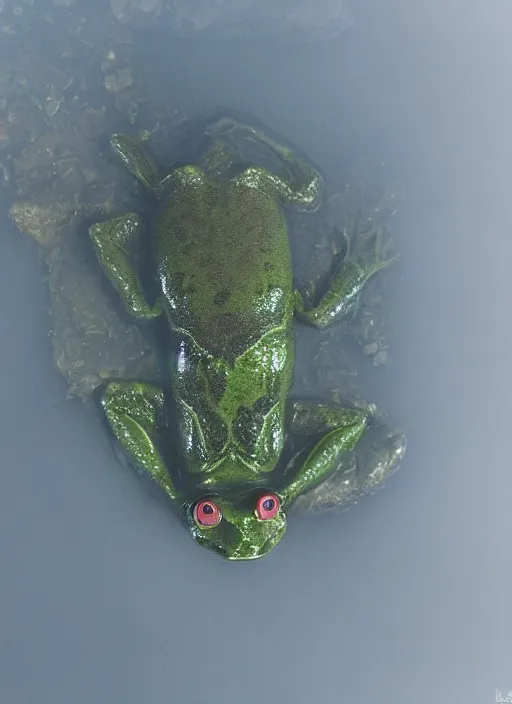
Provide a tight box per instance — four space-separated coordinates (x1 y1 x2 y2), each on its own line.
89 118 397 561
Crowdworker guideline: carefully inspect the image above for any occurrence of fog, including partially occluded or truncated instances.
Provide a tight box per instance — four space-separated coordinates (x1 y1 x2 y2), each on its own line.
0 1 510 702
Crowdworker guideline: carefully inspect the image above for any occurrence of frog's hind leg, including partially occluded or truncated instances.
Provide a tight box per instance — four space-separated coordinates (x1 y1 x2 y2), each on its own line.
89 213 161 320
280 400 368 506
294 219 398 329
209 116 323 209
245 131 323 209
102 381 182 504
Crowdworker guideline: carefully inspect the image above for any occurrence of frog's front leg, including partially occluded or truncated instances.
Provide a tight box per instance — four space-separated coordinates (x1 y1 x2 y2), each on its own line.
101 381 182 504
284 400 405 514
295 221 398 329
280 400 368 507
89 214 161 320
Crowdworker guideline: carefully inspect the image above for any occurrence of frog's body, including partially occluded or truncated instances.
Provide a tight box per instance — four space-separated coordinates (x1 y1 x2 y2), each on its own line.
158 170 294 489
89 117 401 561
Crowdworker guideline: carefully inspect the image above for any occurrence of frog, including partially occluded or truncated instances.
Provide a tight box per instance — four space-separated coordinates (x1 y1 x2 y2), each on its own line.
88 115 402 561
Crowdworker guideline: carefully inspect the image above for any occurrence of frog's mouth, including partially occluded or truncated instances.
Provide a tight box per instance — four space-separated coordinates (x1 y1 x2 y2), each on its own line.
185 507 287 561
195 530 286 562
223 531 287 562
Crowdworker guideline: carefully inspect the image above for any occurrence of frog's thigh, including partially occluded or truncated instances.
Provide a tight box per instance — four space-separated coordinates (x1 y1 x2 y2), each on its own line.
102 381 177 499
282 400 367 505
220 118 323 208
237 164 321 210
89 214 161 320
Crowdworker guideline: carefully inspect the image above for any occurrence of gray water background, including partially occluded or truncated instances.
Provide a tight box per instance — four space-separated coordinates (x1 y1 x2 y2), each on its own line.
1 1 510 702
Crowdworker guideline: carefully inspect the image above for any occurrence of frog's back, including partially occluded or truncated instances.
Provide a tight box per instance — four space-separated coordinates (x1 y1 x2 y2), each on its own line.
156 170 294 360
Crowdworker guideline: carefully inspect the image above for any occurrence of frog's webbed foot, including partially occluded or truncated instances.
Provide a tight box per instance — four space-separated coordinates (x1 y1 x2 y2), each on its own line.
102 381 182 505
110 132 160 193
283 399 405 515
295 217 399 329
89 213 161 320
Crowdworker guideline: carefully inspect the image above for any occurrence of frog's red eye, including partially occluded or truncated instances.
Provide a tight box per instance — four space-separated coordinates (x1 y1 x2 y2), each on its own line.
193 500 222 528
255 493 280 520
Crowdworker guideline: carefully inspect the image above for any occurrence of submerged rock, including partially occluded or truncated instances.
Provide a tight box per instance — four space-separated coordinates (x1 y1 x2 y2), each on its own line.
11 193 163 399
104 68 133 93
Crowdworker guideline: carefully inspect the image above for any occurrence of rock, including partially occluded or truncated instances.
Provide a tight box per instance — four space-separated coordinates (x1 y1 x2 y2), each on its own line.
373 349 389 366
104 68 133 93
10 201 80 248
46 233 162 399
363 342 378 356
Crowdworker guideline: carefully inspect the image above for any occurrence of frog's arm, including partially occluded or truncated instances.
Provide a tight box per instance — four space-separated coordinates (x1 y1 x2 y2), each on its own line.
294 221 398 328
279 401 368 507
89 214 161 320
284 400 406 514
102 381 183 506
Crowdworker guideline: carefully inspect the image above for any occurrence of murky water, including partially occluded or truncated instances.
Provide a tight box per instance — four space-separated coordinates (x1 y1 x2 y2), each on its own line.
0 1 510 702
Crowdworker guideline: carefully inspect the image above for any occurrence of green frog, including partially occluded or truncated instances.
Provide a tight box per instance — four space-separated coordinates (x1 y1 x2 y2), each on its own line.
89 116 399 561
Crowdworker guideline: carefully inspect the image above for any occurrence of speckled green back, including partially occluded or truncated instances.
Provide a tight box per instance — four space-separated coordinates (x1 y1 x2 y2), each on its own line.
155 170 294 361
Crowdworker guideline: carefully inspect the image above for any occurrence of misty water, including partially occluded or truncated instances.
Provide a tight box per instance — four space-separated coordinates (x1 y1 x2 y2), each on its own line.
0 1 510 702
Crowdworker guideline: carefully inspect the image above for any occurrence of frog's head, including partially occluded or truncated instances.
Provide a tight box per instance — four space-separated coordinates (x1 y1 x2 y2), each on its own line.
184 490 287 561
